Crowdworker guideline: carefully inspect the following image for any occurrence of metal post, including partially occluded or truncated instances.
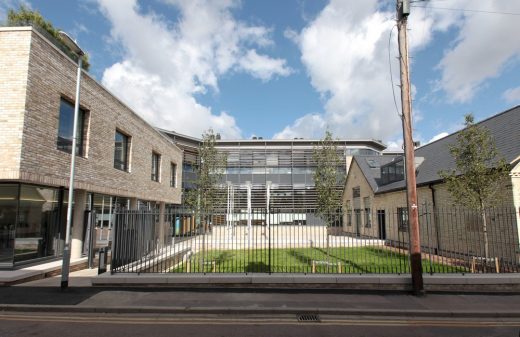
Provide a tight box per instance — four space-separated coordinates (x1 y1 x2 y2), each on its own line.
246 181 252 246
61 56 83 289
397 0 424 295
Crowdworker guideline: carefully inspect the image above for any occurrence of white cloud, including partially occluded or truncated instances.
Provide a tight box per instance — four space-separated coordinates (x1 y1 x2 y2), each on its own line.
97 0 291 139
238 49 292 81
275 114 326 140
427 132 449 144
276 0 520 142
275 0 401 140
434 1 520 102
503 86 520 103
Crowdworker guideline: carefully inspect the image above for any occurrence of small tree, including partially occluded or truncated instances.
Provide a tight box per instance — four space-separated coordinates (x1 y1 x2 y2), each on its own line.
7 5 91 71
439 114 510 259
185 129 226 215
313 130 344 224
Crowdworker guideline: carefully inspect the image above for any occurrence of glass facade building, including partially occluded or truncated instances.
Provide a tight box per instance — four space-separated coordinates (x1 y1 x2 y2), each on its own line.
161 131 386 211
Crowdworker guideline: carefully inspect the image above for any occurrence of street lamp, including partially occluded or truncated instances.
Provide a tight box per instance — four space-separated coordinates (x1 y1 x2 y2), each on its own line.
59 31 85 290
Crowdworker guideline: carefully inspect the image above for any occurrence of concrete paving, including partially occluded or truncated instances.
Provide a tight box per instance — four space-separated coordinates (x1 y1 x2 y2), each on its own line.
0 257 89 285
2 262 520 318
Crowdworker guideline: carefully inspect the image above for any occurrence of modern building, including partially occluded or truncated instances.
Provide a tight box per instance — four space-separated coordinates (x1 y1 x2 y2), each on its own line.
162 130 386 212
0 26 183 268
342 105 520 263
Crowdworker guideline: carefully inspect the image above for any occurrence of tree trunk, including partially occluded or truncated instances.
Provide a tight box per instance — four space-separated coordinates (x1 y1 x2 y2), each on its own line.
480 205 489 261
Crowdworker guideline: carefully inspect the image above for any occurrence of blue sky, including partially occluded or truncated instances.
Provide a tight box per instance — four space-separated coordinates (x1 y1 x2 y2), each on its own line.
1 0 520 148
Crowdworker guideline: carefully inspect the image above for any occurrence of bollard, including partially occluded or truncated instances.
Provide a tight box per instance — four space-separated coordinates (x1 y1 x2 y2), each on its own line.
98 247 108 274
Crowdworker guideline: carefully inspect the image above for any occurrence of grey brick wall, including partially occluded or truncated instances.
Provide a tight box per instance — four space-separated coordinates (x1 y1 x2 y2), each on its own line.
0 27 182 204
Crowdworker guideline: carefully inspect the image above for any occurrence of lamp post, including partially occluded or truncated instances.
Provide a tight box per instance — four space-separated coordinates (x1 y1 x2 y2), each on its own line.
58 31 85 290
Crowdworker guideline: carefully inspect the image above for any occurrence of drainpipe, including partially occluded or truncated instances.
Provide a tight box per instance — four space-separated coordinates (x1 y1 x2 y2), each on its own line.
429 184 441 254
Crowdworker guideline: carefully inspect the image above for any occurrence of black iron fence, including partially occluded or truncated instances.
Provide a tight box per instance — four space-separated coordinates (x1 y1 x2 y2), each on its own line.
110 205 519 274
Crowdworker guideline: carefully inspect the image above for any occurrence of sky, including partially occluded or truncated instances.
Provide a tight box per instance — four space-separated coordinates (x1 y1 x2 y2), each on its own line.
2 0 520 149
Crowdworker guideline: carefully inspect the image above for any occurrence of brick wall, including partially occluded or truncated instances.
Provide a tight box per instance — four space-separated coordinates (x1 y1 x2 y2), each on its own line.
0 28 31 180
343 157 519 262
0 27 182 204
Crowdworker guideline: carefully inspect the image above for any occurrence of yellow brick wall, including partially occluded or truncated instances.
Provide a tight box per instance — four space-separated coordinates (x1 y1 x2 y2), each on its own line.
0 28 31 180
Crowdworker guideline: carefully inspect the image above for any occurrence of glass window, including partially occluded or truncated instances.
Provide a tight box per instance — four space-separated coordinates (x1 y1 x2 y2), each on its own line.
16 185 61 263
397 207 408 232
151 152 161 182
57 98 85 156
114 130 130 171
0 184 18 265
363 197 371 228
170 163 177 188
352 187 360 198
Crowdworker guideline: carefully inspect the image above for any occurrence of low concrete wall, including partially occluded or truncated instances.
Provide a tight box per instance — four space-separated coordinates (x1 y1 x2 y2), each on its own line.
92 273 520 292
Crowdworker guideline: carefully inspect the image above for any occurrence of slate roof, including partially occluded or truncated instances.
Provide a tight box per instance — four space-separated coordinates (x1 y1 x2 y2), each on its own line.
351 105 520 194
352 155 397 192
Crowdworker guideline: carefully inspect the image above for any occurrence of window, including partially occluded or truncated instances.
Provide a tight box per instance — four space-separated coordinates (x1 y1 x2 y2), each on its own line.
380 158 405 185
170 163 177 188
397 207 408 232
346 200 352 227
363 197 371 228
151 152 161 182
114 130 129 171
57 98 85 156
352 187 360 198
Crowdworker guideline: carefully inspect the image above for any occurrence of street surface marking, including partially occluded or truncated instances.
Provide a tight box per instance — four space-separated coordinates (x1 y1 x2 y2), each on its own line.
0 313 519 327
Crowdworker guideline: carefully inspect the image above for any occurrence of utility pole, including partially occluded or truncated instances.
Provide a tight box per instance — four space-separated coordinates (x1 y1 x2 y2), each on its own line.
396 0 424 295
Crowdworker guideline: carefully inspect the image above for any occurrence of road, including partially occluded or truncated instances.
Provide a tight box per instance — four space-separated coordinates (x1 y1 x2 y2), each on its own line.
0 312 518 337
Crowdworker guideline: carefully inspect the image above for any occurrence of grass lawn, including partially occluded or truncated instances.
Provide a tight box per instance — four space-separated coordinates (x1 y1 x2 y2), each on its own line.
171 247 466 274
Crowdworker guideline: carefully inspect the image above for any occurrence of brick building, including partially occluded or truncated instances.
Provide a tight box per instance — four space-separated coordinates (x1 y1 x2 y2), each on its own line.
342 106 520 264
0 27 183 268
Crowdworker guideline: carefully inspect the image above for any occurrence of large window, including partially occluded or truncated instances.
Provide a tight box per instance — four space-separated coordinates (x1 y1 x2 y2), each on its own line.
57 98 85 156
170 163 177 188
151 152 161 182
0 184 65 266
114 130 130 171
381 159 405 185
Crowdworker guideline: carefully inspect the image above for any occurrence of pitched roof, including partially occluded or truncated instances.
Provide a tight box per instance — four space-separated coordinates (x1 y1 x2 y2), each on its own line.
350 105 520 194
351 155 399 192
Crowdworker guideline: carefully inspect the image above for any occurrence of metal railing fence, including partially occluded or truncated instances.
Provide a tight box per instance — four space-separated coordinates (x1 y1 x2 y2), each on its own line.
110 205 519 274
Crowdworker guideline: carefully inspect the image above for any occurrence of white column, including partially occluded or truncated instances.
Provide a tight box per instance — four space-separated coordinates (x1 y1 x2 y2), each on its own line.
70 189 87 259
266 181 271 236
246 181 252 245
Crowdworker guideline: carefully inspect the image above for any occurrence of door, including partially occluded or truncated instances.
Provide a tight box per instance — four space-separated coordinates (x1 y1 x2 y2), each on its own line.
377 210 386 240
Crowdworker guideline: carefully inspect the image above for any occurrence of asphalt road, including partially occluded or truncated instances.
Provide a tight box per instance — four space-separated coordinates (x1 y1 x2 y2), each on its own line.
0 312 518 337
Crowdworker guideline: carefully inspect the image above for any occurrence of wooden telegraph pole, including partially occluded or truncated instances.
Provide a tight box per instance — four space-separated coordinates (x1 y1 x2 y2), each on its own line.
396 0 424 295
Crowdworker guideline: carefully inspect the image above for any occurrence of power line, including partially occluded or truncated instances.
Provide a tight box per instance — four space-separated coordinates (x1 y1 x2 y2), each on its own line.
388 24 402 118
411 5 520 16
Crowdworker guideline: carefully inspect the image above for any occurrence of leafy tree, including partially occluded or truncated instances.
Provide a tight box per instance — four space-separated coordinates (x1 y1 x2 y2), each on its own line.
185 129 227 214
439 114 510 259
313 130 344 224
7 5 90 71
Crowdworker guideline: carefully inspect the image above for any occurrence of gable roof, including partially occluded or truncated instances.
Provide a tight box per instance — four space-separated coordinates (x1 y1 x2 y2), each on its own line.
349 105 520 194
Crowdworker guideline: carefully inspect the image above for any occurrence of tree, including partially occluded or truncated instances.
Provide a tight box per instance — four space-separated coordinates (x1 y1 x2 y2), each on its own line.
7 5 91 71
185 129 227 214
313 130 344 224
439 114 510 259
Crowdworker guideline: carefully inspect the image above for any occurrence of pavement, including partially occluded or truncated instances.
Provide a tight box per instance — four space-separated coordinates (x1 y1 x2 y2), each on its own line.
0 268 519 318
